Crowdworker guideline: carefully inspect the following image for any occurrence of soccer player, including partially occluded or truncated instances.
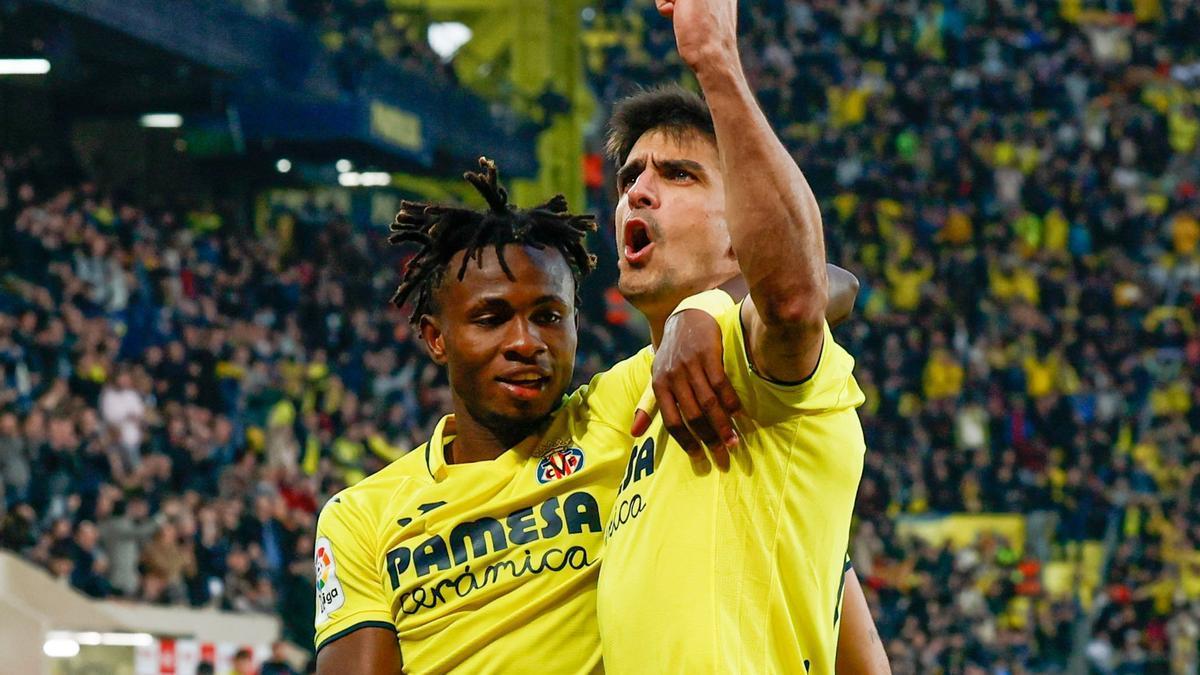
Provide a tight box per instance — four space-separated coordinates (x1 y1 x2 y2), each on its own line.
312 160 864 674
313 160 645 673
595 0 883 673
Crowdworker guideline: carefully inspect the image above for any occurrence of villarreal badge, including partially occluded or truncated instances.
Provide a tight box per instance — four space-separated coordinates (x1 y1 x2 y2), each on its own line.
536 446 585 483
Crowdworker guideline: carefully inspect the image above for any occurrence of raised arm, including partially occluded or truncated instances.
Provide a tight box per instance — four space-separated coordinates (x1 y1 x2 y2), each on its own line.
662 0 827 383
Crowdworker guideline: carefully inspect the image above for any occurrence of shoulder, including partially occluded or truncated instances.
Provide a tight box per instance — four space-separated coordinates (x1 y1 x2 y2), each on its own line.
318 448 430 527
717 304 864 421
567 346 653 428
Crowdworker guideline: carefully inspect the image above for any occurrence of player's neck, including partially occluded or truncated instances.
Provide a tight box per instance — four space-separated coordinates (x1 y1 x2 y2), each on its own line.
445 412 544 464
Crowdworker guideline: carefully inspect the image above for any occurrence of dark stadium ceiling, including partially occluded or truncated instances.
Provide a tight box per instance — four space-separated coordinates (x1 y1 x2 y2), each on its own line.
0 2 226 117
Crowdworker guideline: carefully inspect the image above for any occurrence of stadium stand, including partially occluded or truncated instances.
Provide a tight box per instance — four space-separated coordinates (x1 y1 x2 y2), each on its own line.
578 0 1200 672
0 142 638 666
2 0 1200 673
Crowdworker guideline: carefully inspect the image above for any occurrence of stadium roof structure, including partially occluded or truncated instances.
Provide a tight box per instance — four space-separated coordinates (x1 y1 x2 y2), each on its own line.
12 0 539 176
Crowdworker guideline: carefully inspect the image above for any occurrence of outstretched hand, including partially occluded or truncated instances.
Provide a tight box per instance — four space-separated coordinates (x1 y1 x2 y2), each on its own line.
633 309 741 469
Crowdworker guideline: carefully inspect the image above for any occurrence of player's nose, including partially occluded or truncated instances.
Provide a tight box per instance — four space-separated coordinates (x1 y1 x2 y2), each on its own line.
503 317 548 361
627 170 659 210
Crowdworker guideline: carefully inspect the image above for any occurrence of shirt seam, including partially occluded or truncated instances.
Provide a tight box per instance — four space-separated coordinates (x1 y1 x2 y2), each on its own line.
762 420 803 672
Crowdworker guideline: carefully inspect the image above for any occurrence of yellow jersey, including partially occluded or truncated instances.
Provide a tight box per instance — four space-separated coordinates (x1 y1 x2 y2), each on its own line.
597 303 866 675
314 348 650 674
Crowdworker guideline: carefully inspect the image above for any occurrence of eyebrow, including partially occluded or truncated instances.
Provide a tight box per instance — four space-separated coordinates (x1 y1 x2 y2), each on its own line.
615 157 708 188
616 158 645 188
654 158 707 179
466 294 568 312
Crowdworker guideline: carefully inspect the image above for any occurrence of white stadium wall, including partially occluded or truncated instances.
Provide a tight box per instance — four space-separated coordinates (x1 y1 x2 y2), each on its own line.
0 551 280 675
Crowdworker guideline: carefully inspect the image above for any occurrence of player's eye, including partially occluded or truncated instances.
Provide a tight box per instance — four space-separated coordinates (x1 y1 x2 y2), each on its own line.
472 314 505 327
535 310 563 325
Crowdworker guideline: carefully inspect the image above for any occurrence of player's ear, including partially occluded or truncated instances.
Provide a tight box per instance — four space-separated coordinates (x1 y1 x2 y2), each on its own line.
419 314 448 365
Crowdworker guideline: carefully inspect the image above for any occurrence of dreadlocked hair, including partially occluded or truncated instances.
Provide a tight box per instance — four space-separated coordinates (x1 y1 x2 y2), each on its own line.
388 157 598 324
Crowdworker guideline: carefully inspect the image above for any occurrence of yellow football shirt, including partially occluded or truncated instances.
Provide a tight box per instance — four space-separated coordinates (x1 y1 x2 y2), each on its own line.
314 348 651 674
597 302 866 675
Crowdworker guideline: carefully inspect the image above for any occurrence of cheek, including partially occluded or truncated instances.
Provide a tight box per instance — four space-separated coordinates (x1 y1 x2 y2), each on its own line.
552 331 578 374
614 199 630 243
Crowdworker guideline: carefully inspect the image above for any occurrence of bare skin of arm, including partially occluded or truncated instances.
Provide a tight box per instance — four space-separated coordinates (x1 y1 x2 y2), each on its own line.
661 0 828 384
315 627 402 675
837 572 892 675
825 266 860 329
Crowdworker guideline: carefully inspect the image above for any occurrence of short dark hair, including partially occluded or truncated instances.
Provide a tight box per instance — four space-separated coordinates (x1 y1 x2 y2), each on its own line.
605 84 716 167
389 157 598 324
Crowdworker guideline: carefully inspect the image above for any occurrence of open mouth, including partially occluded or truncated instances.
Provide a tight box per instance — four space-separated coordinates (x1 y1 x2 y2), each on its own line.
623 218 655 265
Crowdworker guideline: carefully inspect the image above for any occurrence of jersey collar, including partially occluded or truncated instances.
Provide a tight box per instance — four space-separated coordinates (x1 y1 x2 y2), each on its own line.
425 415 453 482
424 414 538 483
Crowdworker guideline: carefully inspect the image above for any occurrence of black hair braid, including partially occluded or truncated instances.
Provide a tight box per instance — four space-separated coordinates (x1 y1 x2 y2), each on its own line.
388 157 598 324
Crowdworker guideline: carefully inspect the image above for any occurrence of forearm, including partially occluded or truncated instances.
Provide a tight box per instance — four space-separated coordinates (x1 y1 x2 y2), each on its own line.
716 263 856 326
695 59 827 328
836 571 891 674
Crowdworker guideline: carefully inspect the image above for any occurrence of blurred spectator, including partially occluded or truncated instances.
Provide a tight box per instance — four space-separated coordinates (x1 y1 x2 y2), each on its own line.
99 368 146 465
98 495 158 597
0 411 30 506
260 642 299 675
229 647 257 675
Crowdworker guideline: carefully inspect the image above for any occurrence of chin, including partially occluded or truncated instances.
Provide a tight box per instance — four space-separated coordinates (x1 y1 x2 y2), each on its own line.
617 270 658 298
497 394 562 424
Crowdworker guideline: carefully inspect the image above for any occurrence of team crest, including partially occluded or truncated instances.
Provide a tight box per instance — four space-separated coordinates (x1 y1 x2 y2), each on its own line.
536 446 585 483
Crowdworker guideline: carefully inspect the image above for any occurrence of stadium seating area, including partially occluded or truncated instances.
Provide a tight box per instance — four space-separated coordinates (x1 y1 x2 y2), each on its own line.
0 145 640 653
581 0 1200 671
1 0 1199 672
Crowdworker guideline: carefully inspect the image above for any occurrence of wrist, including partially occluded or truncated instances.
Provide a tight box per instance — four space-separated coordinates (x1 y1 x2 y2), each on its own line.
690 47 747 92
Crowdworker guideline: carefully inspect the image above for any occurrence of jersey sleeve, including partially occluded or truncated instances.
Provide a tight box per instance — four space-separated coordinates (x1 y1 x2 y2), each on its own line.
717 302 866 425
574 346 653 430
313 492 396 652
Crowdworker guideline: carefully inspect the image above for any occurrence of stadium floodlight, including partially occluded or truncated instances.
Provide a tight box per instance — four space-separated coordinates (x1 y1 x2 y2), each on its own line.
360 171 391 186
74 632 103 646
0 58 51 75
336 159 353 173
276 158 293 173
338 171 390 187
428 22 472 62
139 113 183 128
43 637 80 658
45 630 154 648
99 632 154 647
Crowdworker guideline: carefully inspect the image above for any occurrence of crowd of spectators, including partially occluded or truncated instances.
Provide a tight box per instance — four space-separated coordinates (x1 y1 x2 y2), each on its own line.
3 0 1200 672
589 0 1200 671
0 149 633 652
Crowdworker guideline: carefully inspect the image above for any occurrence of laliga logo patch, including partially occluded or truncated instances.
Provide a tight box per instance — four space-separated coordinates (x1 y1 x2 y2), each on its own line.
536 447 585 483
314 537 345 624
